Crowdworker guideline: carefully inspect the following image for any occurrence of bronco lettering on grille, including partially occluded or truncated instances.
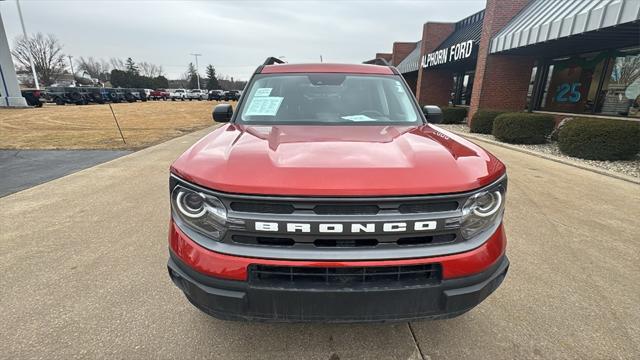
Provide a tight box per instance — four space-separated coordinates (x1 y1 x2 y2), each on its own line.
254 221 437 233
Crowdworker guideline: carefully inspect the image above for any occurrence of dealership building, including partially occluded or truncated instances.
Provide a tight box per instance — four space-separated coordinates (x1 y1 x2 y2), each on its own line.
367 0 640 121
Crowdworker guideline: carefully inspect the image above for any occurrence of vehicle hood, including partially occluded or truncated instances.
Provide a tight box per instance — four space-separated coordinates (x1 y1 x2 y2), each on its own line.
171 124 505 196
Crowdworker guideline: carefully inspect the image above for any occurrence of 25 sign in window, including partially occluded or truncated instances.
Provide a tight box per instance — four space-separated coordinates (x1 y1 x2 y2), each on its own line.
555 82 582 103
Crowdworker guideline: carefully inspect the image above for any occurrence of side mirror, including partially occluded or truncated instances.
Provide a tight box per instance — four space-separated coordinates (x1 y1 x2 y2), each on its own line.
423 105 443 124
212 104 233 123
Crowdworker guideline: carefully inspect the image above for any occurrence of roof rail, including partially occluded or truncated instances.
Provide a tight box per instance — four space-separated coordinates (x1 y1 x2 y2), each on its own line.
263 57 285 66
363 58 391 66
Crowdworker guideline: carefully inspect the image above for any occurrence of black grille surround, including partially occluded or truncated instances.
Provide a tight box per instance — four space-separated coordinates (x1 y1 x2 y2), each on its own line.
169 173 507 261
250 263 442 288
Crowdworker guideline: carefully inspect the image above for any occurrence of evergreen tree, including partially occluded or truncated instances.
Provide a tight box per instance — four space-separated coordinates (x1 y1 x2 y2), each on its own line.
187 62 199 89
205 64 220 90
125 57 139 75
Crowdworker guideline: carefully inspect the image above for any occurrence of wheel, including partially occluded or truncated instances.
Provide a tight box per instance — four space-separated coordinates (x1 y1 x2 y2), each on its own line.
181 97 185 101
55 97 65 106
189 98 193 101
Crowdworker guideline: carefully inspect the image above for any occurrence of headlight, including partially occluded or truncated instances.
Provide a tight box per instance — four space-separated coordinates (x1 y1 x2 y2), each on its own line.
460 185 506 239
171 185 227 240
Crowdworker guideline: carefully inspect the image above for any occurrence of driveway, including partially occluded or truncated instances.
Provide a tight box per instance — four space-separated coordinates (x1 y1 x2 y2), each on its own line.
0 150 131 197
1 127 638 359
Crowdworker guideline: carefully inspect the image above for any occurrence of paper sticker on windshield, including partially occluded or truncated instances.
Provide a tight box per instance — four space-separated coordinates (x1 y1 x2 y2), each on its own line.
254 88 272 97
395 81 405 93
341 115 376 122
244 96 283 116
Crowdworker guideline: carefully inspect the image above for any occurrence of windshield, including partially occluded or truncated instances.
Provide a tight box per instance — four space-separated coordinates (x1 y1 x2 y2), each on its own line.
237 74 421 124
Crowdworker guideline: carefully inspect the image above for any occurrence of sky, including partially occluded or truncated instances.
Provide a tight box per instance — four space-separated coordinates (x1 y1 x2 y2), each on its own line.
1 0 486 81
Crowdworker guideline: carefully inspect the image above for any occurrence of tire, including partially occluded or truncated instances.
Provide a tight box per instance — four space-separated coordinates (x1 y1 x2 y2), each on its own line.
55 97 65 106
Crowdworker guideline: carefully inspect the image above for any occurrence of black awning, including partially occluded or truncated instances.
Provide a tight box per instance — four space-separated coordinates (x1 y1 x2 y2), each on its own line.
439 10 484 50
422 10 484 69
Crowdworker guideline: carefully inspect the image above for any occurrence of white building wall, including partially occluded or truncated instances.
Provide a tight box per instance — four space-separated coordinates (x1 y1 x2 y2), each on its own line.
0 11 27 107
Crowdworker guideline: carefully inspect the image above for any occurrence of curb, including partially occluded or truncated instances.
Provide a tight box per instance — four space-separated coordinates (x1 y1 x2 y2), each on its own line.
449 130 640 185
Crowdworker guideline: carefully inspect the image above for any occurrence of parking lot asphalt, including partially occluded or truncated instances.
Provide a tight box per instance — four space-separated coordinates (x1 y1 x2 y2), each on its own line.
0 150 132 197
1 127 638 359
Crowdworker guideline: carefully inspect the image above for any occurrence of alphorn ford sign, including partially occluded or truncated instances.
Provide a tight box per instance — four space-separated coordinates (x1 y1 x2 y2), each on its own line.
422 40 475 68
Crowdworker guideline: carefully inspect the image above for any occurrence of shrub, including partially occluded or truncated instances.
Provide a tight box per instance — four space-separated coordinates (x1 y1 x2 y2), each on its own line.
470 110 506 134
550 117 574 142
558 118 640 160
441 107 468 124
492 113 555 144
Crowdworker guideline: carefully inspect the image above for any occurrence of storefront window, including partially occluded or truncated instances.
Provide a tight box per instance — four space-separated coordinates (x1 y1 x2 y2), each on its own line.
535 48 640 118
460 71 474 105
526 66 537 110
596 49 640 118
449 71 474 106
449 75 459 105
539 52 606 114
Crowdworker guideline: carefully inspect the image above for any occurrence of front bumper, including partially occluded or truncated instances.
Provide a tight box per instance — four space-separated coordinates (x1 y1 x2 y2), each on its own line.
168 252 508 322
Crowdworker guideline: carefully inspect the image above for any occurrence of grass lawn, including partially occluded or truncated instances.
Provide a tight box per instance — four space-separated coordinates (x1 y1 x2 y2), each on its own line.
0 100 228 150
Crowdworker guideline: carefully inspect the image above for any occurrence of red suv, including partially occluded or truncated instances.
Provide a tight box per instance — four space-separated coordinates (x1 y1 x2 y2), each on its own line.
167 58 508 322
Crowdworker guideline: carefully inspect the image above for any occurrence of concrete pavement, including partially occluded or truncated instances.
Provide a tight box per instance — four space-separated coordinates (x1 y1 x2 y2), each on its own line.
1 127 638 359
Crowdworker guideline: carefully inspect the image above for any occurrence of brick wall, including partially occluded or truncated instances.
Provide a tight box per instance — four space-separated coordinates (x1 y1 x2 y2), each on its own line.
468 0 534 121
415 22 455 106
391 42 417 66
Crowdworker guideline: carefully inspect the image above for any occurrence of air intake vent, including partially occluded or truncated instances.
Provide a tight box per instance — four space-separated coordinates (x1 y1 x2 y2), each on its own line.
250 263 442 287
313 204 380 215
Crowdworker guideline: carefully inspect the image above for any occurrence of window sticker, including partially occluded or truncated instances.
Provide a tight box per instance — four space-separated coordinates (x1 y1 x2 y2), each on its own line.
395 81 405 93
244 96 284 116
341 115 376 122
254 88 272 97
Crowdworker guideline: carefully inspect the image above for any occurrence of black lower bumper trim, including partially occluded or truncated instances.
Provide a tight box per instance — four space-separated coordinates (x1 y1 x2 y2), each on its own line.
168 252 509 323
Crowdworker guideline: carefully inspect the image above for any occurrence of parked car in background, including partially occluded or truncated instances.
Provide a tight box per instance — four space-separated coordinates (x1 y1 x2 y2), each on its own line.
104 88 125 103
136 88 149 102
123 89 139 102
170 89 188 101
150 89 169 100
46 87 88 105
84 87 107 104
222 90 241 101
20 89 44 107
208 90 224 101
187 89 208 101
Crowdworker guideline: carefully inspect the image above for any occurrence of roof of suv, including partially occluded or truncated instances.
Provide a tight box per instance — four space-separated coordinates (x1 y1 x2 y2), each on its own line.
260 63 394 75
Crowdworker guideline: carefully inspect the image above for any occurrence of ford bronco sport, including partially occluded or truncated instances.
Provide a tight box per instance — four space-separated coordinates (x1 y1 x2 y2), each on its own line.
167 57 509 322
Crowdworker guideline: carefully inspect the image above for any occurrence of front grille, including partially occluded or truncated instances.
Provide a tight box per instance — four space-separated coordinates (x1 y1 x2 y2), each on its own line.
313 204 379 215
228 199 459 215
230 202 294 214
250 263 442 287
231 234 457 247
398 201 458 213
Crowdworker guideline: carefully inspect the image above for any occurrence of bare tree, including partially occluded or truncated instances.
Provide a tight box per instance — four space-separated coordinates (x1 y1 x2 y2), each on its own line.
613 55 640 85
109 57 126 71
76 57 110 81
11 33 67 86
138 61 164 78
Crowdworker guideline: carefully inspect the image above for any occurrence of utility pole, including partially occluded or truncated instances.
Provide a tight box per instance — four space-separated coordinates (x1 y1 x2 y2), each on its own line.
16 0 39 89
68 55 75 86
190 53 201 90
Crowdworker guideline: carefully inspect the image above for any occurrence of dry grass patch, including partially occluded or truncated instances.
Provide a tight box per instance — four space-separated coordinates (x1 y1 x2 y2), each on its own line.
0 101 227 150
